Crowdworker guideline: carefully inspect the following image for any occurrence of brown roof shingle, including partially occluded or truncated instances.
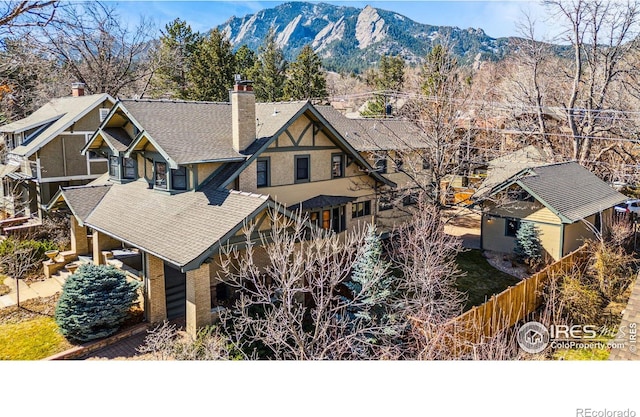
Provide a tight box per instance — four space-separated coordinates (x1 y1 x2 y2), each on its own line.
81 180 270 267
60 185 111 223
121 100 243 164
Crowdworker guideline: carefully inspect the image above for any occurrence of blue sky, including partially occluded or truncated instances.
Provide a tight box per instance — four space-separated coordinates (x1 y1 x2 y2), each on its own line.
111 0 553 39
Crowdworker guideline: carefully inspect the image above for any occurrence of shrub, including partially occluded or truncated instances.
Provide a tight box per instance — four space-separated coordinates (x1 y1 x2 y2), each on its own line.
55 264 140 342
589 241 635 302
514 222 542 267
0 238 58 278
559 276 603 325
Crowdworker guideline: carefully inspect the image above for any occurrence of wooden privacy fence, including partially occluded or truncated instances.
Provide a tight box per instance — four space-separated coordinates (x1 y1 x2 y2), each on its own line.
446 244 591 346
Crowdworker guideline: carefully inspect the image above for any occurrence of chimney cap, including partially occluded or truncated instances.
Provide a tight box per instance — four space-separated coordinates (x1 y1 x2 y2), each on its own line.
71 82 85 88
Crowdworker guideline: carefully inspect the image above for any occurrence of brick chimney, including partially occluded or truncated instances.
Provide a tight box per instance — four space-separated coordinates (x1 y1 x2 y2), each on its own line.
71 82 85 97
230 79 256 153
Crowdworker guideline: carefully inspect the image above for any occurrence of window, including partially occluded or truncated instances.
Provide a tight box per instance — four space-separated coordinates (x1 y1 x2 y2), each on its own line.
99 108 110 122
505 218 521 237
395 157 404 172
352 201 371 218
257 158 270 188
375 157 387 174
378 192 394 211
331 154 344 178
295 155 310 183
171 166 187 190
309 211 320 228
154 161 167 189
109 156 119 177
88 150 105 160
403 190 419 206
309 207 347 233
123 157 136 179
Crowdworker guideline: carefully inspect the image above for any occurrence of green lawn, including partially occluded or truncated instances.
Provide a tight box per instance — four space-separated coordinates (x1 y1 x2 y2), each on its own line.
0 315 73 360
456 250 522 311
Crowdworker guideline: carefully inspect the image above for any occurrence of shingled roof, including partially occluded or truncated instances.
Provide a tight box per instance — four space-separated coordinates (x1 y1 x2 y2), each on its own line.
315 105 432 151
119 100 244 164
51 185 111 224
101 127 133 152
60 180 272 269
493 162 627 223
2 94 114 157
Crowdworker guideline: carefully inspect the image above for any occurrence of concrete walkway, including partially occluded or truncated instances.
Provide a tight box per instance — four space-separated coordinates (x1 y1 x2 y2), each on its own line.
442 207 481 249
0 272 68 308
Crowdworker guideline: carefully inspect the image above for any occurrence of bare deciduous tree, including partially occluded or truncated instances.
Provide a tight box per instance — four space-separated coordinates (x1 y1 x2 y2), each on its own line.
0 1 58 34
35 1 155 97
216 211 402 360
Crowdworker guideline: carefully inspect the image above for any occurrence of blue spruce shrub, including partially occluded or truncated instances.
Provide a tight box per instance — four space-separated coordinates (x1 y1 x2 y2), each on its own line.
55 264 141 342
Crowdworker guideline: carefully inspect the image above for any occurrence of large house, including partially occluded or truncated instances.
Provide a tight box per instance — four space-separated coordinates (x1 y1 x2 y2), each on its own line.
479 161 627 261
0 83 115 222
47 82 431 336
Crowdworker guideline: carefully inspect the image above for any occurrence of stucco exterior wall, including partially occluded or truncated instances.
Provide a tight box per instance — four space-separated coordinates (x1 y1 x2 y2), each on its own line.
72 101 113 132
197 162 223 187
38 136 65 178
563 214 597 256
482 214 563 260
61 135 88 177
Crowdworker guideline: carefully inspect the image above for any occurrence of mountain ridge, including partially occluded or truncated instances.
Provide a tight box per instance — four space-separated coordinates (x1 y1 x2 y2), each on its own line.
218 1 515 72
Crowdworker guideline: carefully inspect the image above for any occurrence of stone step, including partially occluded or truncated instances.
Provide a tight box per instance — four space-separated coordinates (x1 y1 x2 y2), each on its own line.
52 271 71 287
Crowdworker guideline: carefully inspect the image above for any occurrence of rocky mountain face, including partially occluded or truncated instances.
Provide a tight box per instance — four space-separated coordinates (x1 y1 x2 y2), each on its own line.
219 1 513 72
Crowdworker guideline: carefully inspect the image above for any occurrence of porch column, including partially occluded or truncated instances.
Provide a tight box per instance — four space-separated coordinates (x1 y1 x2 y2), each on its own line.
185 262 212 337
145 254 167 323
91 229 116 265
70 216 89 255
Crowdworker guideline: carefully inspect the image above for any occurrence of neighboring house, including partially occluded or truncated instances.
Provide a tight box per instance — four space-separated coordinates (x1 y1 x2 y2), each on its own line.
474 145 550 199
0 83 115 221
478 161 627 261
47 81 430 336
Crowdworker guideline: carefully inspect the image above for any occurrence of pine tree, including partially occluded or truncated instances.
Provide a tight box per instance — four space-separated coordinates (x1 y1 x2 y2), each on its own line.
346 223 396 340
234 44 257 82
361 55 405 117
283 44 327 101
514 221 542 266
253 27 287 102
55 264 140 342
421 44 458 97
150 18 201 99
187 28 235 102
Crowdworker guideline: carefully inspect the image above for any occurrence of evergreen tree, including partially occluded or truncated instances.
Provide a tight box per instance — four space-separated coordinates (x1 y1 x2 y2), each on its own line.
253 27 287 102
187 28 235 102
514 221 542 266
55 264 140 342
283 44 327 101
234 44 257 82
361 54 405 117
150 18 201 99
345 223 396 341
421 44 457 97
